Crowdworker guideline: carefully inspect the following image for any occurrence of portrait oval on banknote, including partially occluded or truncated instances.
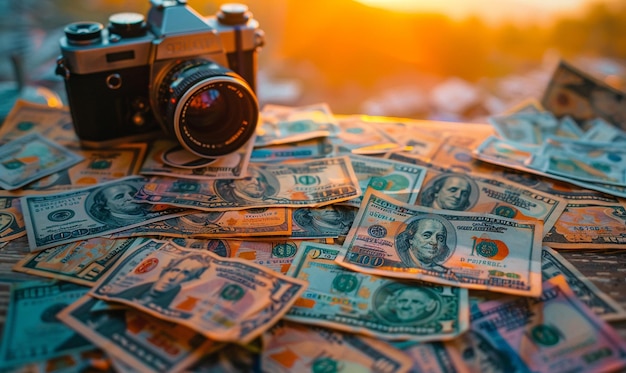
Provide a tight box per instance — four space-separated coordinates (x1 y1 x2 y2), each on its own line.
418 173 479 211
394 214 457 272
213 166 280 205
372 281 444 325
85 181 153 226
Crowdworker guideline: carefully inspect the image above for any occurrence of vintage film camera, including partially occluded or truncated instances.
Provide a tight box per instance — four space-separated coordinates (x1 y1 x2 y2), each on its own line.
56 0 264 157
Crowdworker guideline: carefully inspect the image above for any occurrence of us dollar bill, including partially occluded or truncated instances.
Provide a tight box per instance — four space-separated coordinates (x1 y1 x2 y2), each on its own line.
0 99 78 145
57 294 221 372
0 196 25 242
343 154 427 207
469 275 626 373
262 321 413 373
285 241 469 341
528 137 626 186
140 138 254 179
256 103 339 147
89 240 307 343
543 202 626 249
111 207 292 239
133 156 362 211
291 205 358 239
0 280 93 369
251 137 334 162
542 59 626 131
400 341 469 373
12 236 145 286
21 176 189 251
541 246 626 321
12 142 148 194
414 165 567 236
0 133 84 190
336 189 543 296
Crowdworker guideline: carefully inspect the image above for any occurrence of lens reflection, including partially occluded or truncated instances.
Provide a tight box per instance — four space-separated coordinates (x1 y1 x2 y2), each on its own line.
185 89 228 132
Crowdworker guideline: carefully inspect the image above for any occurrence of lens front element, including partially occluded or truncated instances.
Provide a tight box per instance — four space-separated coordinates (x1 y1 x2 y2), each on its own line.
157 60 258 158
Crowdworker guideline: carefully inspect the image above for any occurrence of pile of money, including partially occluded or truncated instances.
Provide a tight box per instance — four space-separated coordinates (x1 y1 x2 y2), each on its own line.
0 59 626 372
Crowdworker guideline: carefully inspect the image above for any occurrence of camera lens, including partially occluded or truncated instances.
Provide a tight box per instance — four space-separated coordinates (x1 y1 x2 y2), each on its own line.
156 60 258 158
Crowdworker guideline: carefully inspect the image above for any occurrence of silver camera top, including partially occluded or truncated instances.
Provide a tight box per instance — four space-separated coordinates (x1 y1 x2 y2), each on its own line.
58 2 263 76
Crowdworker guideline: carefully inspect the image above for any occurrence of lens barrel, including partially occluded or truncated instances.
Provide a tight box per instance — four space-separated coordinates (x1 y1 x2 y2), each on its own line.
156 60 258 158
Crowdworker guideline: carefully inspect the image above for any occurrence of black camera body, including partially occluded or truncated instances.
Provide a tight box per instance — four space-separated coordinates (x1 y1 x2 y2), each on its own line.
56 1 264 157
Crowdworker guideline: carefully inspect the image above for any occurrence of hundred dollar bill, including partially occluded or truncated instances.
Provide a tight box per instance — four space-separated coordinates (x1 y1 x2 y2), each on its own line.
251 137 334 162
89 240 308 343
542 246 626 321
291 205 358 239
332 115 402 155
0 99 78 145
57 295 221 373
473 135 626 198
0 280 93 369
470 275 626 373
11 142 148 194
400 341 469 373
262 321 413 373
0 133 84 190
528 137 626 186
581 117 626 142
133 156 362 211
343 154 427 207
233 239 328 274
12 236 145 286
256 103 339 147
286 241 468 341
415 166 567 236
543 202 626 249
542 60 626 131
140 137 253 179
336 189 543 296
111 207 292 239
21 176 189 251
0 196 25 242
489 112 584 145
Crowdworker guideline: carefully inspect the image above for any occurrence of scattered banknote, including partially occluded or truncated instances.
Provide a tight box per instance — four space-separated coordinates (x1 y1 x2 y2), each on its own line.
251 137 334 162
232 239 329 274
0 196 25 242
0 236 42 282
581 117 626 142
285 241 469 341
542 246 626 321
473 135 626 198
291 205 358 239
21 176 189 251
336 189 543 296
469 275 626 373
414 166 567 236
89 240 308 343
0 99 78 145
489 111 578 144
400 341 467 373
527 137 626 186
262 321 413 373
57 294 221 372
331 115 402 155
140 137 254 179
256 103 339 147
11 142 149 194
0 280 93 369
542 60 626 131
111 207 292 239
543 202 626 249
0 133 84 190
134 156 362 211
12 236 145 286
344 154 427 207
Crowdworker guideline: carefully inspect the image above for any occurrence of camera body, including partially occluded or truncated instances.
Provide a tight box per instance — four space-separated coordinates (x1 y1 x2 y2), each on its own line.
56 1 264 156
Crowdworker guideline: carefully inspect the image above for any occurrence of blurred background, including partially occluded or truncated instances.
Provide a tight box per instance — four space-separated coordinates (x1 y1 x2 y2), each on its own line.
1 0 625 122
